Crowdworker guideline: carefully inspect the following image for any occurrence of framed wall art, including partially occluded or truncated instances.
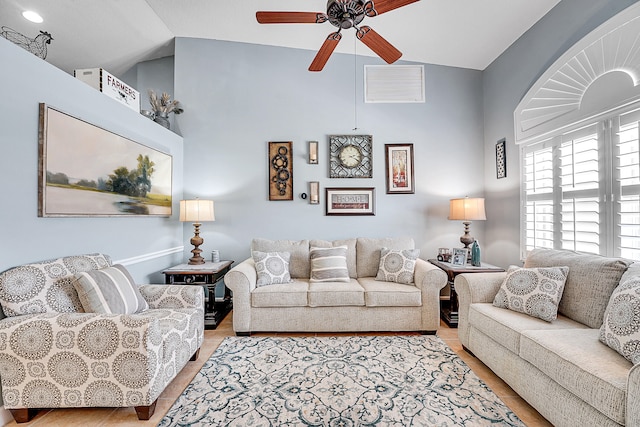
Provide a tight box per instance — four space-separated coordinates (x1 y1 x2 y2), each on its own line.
325 187 375 216
496 138 507 179
38 103 173 217
269 141 293 200
385 143 414 194
329 135 372 178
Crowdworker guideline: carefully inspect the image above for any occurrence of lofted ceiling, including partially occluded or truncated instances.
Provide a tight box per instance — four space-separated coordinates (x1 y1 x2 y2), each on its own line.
0 0 561 77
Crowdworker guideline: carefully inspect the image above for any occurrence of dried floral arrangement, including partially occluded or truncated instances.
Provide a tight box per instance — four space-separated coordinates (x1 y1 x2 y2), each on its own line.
148 90 184 115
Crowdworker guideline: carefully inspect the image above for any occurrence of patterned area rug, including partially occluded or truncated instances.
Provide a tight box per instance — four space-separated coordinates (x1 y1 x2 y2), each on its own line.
160 336 524 426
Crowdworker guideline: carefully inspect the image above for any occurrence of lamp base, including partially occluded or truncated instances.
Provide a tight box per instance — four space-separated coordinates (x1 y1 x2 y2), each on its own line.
188 223 205 265
460 221 475 260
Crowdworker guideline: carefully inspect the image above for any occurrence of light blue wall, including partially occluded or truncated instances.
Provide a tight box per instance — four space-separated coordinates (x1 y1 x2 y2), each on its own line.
0 37 185 283
482 0 640 267
173 38 485 264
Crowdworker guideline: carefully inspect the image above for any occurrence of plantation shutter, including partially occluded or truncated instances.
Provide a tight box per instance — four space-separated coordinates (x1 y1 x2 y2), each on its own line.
616 110 640 260
523 144 554 251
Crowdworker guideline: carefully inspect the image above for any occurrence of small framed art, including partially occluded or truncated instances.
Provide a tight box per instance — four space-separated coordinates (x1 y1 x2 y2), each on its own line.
325 187 375 216
451 248 468 266
385 143 414 194
496 138 506 179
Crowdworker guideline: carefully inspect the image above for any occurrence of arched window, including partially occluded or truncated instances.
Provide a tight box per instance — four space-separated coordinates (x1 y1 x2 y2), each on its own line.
514 3 640 260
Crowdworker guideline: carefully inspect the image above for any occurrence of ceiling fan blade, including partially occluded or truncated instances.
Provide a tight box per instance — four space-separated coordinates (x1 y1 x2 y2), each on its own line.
356 26 402 64
309 32 342 72
256 11 328 24
364 0 420 17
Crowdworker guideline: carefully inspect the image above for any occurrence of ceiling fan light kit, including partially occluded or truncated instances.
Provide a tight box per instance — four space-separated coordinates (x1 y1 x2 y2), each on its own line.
256 0 419 71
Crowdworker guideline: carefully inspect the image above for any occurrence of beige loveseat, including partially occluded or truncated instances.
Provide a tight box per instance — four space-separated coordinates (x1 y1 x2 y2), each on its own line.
457 248 639 427
0 253 204 422
225 237 447 335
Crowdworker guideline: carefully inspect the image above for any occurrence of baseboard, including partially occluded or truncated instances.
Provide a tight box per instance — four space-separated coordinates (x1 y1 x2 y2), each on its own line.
0 406 14 426
114 246 184 266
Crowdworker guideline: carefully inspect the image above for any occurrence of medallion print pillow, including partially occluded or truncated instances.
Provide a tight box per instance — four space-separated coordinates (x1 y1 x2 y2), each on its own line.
375 248 420 285
493 266 569 322
599 278 640 364
252 251 292 286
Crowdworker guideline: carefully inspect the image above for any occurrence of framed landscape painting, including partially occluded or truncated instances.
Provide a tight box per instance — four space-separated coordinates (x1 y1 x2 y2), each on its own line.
38 104 173 217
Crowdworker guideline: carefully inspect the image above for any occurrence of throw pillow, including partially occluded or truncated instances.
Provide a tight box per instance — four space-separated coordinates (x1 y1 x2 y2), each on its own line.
252 251 292 287
309 246 350 283
72 264 148 314
493 266 569 322
375 248 420 285
599 278 640 364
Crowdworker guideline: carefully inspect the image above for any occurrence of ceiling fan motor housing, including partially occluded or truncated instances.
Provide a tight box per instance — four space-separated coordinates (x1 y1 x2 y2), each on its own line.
327 0 366 29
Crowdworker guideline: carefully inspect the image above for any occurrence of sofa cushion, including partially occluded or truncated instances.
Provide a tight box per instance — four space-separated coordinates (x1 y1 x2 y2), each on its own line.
251 239 309 278
469 302 590 354
251 281 309 307
520 328 630 425
493 266 568 322
308 280 365 307
599 277 640 364
73 264 148 314
310 239 357 278
309 246 350 283
375 248 419 284
356 237 415 278
252 251 292 287
358 277 422 307
0 253 112 317
524 249 632 328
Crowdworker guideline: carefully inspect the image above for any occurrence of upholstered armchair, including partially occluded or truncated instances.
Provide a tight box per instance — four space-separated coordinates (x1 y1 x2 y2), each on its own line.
0 254 204 422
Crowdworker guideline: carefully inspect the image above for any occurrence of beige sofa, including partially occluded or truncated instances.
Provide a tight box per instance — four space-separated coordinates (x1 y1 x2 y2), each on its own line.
457 248 639 427
225 237 447 335
0 253 204 422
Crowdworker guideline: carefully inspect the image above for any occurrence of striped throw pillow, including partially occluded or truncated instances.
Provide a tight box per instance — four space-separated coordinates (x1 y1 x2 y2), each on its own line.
309 246 350 283
72 264 148 314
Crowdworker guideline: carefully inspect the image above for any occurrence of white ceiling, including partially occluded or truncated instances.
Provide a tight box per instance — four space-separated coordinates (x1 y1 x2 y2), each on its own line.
0 0 561 76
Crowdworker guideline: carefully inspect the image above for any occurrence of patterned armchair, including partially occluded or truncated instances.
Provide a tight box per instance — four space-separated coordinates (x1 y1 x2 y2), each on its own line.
0 254 204 422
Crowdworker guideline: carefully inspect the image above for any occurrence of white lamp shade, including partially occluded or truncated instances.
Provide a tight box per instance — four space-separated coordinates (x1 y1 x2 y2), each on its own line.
449 198 486 221
179 199 215 222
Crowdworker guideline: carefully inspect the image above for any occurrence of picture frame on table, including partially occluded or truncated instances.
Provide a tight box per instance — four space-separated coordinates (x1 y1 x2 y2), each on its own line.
325 187 375 216
451 248 468 266
385 143 415 194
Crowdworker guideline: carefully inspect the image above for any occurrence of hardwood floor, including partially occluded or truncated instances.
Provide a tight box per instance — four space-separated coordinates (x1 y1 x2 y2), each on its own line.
4 313 553 427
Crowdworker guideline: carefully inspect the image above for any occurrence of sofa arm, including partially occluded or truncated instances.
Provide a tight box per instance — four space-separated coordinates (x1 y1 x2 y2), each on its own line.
455 271 507 348
628 364 640 426
139 284 205 310
0 312 165 409
225 258 257 334
414 259 448 332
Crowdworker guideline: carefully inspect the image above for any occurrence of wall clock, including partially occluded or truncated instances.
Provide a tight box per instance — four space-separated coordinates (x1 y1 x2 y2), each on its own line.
329 135 372 178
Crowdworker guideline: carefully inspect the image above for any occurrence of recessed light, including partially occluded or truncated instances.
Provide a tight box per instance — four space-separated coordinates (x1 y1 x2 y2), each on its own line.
22 10 43 23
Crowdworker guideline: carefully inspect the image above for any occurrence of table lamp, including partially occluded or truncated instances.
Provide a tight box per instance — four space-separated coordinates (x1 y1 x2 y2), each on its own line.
180 199 215 265
449 197 486 250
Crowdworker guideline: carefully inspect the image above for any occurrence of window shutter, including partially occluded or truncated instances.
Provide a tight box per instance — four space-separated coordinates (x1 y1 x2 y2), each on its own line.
616 110 640 259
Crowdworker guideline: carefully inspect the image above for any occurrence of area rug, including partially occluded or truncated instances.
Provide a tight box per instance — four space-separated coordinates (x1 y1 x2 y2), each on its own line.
159 335 524 426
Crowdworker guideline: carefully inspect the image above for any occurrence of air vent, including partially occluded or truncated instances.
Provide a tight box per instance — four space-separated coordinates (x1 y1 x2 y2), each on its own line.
364 65 425 103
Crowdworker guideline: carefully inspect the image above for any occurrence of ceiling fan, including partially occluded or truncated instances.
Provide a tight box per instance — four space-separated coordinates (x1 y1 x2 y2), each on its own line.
256 0 420 71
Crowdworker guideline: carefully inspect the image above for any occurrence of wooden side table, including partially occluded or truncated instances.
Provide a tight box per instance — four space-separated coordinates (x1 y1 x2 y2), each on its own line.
162 260 234 329
428 259 504 328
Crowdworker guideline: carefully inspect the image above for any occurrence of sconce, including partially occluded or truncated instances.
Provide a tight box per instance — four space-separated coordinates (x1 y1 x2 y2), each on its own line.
309 141 318 164
309 182 319 204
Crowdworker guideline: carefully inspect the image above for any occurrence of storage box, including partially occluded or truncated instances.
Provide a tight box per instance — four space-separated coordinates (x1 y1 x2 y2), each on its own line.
74 68 140 112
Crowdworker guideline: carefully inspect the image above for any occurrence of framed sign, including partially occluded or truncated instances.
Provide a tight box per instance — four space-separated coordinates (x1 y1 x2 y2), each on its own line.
269 141 293 201
325 187 375 216
385 143 414 194
38 104 172 217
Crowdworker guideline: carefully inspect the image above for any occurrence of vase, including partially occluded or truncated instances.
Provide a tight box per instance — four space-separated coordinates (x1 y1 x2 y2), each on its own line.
471 240 481 267
153 111 170 129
